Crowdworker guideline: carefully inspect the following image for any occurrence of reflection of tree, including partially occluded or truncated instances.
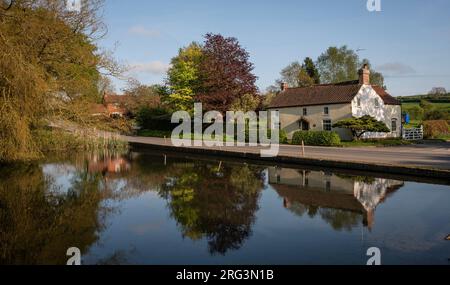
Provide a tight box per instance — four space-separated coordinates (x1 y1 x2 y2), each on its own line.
0 163 110 265
159 163 264 255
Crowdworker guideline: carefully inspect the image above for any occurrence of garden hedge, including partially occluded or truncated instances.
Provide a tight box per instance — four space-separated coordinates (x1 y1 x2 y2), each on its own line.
292 131 341 146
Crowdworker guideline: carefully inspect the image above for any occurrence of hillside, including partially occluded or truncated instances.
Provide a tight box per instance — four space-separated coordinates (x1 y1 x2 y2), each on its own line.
397 93 450 103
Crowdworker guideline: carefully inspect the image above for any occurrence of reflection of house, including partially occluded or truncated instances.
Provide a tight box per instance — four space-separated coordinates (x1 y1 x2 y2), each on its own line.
268 65 402 141
89 92 131 118
88 154 131 176
268 167 404 230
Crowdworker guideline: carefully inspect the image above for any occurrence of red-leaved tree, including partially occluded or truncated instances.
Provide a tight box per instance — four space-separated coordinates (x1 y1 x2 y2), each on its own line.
197 33 258 113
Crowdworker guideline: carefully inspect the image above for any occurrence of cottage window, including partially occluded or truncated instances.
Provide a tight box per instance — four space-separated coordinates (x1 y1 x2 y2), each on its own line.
357 98 361 108
303 108 308 116
391 119 398 132
323 120 332 131
374 99 380 108
324 107 329 115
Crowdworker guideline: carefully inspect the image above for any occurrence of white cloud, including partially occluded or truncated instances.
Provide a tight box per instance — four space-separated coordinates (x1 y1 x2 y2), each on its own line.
129 61 171 75
128 25 161 37
376 62 416 75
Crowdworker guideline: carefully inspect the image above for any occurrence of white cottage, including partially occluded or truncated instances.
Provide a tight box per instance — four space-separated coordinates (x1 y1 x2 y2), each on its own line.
268 65 402 141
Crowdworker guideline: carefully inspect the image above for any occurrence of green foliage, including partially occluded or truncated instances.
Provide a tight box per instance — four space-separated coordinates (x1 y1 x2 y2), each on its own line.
278 59 317 88
333 116 390 140
303 57 320 84
405 105 425 121
423 120 449 138
420 100 434 112
341 138 413 147
292 131 341 146
166 43 203 113
138 129 172 138
230 94 261 112
317 46 359 84
316 46 385 87
33 129 128 153
424 109 449 121
0 1 117 162
279 129 289 144
135 107 172 131
297 69 315 87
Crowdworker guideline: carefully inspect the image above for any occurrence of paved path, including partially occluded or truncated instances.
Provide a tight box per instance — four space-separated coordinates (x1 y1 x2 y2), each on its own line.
123 136 450 171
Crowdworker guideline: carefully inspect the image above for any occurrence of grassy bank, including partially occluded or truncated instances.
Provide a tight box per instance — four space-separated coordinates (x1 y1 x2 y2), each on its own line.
33 129 128 154
340 138 415 148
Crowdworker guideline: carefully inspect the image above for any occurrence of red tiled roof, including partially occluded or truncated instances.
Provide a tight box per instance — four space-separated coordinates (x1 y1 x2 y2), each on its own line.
269 81 401 108
103 93 130 104
372 85 401 105
89 104 107 115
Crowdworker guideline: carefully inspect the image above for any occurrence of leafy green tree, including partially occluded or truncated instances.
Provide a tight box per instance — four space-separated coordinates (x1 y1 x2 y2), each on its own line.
317 46 386 87
317 46 360 84
303 57 320 84
166 42 203 113
230 94 261 112
278 60 315 88
333 115 390 140
297 68 315 87
279 61 303 87
0 0 119 162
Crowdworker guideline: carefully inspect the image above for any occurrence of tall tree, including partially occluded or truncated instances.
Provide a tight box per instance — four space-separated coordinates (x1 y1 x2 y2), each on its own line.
317 46 360 84
0 0 118 162
279 61 303 87
197 33 258 113
303 57 320 84
166 42 203 113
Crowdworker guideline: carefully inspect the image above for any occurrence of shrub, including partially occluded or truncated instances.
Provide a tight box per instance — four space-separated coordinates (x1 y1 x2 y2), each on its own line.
136 107 172 131
423 120 449 138
424 109 449 121
406 106 424 121
279 130 288 144
292 131 341 146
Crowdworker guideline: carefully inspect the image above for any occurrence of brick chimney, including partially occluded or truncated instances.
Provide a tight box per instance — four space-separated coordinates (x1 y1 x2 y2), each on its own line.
358 64 371 85
281 82 289 92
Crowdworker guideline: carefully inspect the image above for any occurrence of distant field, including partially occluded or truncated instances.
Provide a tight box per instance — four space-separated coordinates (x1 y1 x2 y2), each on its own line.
402 102 450 112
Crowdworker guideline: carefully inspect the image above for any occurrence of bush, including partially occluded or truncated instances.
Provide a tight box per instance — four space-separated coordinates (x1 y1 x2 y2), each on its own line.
292 131 341 146
423 120 449 138
424 109 449 121
406 106 424 121
279 130 288 144
136 107 172 131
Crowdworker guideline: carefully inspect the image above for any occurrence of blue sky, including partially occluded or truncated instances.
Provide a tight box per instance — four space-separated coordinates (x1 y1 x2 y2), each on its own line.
99 0 450 96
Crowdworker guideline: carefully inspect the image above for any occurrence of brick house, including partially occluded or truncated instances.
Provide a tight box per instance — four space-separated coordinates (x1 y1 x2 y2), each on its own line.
90 92 131 118
268 65 402 141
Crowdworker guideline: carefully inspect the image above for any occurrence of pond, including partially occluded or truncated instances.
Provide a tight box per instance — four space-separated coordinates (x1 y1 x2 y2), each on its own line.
0 150 449 265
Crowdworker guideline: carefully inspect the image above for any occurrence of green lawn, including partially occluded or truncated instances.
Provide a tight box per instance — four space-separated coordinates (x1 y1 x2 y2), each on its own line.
340 139 415 148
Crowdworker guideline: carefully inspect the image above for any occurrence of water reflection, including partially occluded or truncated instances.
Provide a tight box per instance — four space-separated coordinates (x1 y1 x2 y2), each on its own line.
268 167 404 231
1 151 449 265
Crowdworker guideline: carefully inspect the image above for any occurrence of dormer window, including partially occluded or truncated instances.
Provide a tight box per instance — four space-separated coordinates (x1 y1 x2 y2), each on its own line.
303 108 307 116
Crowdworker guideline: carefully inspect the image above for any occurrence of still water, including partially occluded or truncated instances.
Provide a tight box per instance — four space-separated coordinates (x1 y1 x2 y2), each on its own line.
1 150 449 265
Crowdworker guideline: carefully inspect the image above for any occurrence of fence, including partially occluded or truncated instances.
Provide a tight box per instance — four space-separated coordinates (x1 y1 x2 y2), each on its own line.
402 126 423 140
